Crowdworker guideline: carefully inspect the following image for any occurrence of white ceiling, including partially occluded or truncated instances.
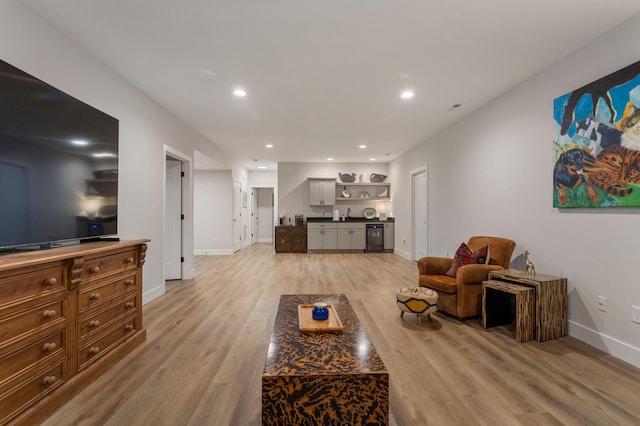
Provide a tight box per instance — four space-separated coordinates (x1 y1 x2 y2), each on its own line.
21 0 640 170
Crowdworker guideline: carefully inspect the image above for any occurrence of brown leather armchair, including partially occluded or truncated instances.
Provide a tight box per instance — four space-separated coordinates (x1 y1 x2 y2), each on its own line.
417 236 516 320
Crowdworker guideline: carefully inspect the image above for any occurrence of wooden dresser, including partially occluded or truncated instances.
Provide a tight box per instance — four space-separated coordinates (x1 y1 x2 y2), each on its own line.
0 240 148 425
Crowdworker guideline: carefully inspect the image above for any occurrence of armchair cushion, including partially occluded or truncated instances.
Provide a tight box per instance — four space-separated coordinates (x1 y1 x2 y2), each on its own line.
446 242 489 278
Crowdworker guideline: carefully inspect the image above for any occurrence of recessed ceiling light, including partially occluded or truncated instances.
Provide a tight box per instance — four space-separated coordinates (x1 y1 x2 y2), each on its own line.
400 90 414 99
359 145 367 149
327 157 334 161
93 153 116 158
265 144 273 148
71 139 88 146
233 88 246 97
369 158 376 161
257 165 267 169
448 103 462 111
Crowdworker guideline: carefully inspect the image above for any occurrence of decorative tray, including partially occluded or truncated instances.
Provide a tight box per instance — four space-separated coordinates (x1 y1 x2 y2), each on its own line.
298 304 344 333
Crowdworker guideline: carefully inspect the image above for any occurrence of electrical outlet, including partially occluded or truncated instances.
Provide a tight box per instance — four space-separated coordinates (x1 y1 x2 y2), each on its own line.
632 305 640 324
597 296 607 312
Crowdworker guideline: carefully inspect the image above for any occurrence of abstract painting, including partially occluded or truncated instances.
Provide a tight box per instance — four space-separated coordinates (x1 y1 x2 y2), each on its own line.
553 60 640 207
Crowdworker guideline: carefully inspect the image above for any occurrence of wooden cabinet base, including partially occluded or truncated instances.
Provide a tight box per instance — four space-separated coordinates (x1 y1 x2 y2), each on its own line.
9 330 145 425
0 240 148 425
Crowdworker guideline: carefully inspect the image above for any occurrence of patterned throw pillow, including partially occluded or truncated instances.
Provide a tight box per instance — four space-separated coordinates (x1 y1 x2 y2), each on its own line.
446 243 490 278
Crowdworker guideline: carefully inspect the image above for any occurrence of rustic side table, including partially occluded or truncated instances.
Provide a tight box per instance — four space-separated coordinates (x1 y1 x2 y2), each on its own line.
488 269 567 342
483 280 536 342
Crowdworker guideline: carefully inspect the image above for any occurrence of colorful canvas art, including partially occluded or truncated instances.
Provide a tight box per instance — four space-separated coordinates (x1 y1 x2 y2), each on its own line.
553 60 640 207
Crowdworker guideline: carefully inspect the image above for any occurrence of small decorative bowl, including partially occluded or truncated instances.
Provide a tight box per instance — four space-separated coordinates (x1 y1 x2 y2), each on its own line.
312 302 329 321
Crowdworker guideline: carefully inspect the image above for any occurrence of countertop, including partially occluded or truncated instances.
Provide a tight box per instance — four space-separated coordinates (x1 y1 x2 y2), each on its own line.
305 216 394 223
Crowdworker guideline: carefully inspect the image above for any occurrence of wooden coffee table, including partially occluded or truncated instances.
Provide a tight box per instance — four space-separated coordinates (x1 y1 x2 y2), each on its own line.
262 294 388 425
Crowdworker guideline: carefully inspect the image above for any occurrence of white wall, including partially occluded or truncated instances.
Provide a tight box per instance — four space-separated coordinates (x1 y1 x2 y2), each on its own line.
0 0 236 303
194 170 233 254
278 162 389 222
390 13 640 367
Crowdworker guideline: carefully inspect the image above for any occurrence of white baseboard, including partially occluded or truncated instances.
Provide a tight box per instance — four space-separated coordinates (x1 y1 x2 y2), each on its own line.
257 238 273 243
394 248 412 261
193 249 234 256
568 320 640 369
142 283 165 305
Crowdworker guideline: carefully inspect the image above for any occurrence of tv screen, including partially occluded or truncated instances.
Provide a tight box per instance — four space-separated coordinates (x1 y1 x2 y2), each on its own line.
0 60 119 250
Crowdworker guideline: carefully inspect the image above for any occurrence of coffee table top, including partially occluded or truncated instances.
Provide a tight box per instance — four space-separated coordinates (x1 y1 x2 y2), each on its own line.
263 294 387 376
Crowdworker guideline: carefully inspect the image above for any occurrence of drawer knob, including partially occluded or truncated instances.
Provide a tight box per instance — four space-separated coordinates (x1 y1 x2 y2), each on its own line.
90 266 100 274
125 279 134 286
43 342 57 352
43 376 57 386
43 277 57 287
90 293 100 301
125 324 134 332
89 347 100 355
42 310 56 319
126 257 135 264
90 320 100 328
125 302 135 309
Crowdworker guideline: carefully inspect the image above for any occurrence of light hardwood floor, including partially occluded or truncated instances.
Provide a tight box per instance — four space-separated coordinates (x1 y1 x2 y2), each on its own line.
42 243 640 425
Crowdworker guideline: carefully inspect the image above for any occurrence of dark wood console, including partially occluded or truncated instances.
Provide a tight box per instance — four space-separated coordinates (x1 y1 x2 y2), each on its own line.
274 226 306 253
0 240 148 425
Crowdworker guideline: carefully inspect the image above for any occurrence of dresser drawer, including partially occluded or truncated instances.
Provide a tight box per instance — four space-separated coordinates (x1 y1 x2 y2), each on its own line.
0 264 65 307
78 294 137 341
0 361 65 425
0 298 66 347
78 315 138 371
0 329 66 387
79 274 137 312
80 250 137 283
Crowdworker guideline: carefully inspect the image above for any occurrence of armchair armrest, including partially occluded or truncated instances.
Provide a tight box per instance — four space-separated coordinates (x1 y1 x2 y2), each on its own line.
456 264 504 285
417 256 451 276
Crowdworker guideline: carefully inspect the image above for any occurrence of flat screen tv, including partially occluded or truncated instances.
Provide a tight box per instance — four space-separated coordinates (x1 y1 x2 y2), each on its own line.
0 59 119 251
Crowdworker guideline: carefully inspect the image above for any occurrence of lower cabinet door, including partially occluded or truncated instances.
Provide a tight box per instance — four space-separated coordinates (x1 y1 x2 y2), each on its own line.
352 228 366 250
0 362 65 425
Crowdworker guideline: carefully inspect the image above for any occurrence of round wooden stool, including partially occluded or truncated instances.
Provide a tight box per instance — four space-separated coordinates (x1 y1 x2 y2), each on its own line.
396 287 438 325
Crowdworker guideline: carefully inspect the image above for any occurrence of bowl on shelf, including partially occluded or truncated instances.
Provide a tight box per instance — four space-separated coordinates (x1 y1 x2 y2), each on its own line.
341 190 351 198
370 173 387 183
359 191 370 198
339 172 356 183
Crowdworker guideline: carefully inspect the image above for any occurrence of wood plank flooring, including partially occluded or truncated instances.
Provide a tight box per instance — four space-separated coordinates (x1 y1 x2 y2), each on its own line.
41 243 640 425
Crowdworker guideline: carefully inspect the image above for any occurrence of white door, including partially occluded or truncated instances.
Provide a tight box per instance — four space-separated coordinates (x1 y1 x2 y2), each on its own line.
251 189 258 244
232 180 241 252
164 159 182 280
413 168 428 260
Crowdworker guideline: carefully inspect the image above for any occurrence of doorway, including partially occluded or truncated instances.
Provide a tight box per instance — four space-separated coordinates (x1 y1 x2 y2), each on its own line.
252 187 274 243
163 145 194 283
164 158 182 280
411 166 428 261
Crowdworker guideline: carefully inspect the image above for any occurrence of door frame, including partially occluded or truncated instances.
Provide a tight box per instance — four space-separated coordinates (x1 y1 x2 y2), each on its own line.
163 145 194 281
232 180 242 252
410 165 428 261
